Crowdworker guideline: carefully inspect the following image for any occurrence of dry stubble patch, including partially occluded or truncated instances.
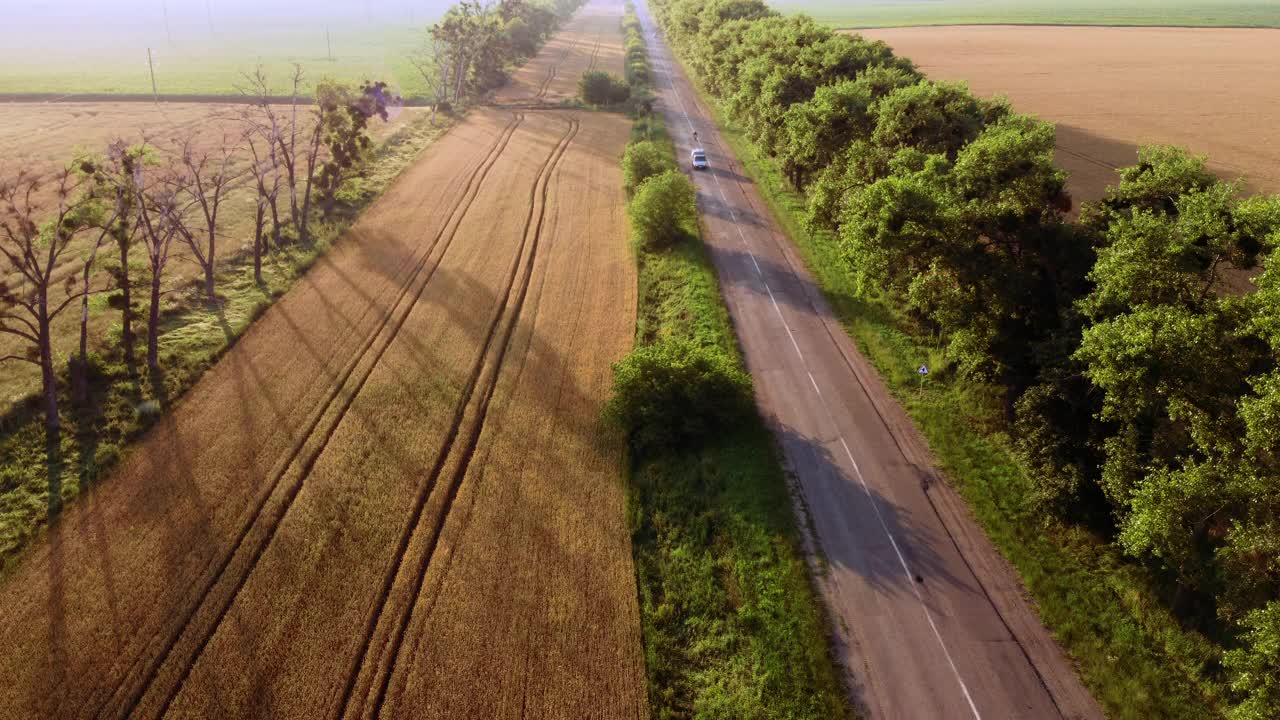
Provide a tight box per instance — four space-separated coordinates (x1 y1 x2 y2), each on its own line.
150 108 549 719
376 112 645 720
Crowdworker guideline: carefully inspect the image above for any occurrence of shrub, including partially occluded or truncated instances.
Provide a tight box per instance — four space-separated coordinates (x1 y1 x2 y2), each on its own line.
627 60 649 85
628 170 697 250
607 339 754 456
134 400 162 422
622 140 675 195
580 70 631 105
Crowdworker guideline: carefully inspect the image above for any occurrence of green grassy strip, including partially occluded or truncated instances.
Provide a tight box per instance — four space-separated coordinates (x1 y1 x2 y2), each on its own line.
620 7 851 716
625 115 851 720
691 83 1228 719
0 112 457 576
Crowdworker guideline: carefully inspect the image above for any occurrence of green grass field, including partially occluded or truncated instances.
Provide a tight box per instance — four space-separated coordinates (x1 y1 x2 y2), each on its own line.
770 0 1280 27
0 27 430 98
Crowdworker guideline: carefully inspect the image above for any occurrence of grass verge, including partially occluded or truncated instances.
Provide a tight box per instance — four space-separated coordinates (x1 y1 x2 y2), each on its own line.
625 115 850 720
0 110 457 576
692 79 1226 719
618 10 851 714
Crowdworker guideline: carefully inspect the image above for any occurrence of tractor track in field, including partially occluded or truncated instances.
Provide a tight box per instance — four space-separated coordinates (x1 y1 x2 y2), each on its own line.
335 115 580 720
81 112 526 720
371 117 580 720
384 136 589 711
586 34 602 73
536 39 576 99
1056 144 1120 171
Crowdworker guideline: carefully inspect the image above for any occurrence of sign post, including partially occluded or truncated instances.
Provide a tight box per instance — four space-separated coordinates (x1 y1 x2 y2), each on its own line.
917 364 929 390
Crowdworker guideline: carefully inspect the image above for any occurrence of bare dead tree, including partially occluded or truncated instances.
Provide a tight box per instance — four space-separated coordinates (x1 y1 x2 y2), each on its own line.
239 67 287 248
171 132 242 302
298 90 328 243
240 64 307 241
242 132 274 284
0 167 90 431
283 64 305 233
129 153 187 372
241 64 326 245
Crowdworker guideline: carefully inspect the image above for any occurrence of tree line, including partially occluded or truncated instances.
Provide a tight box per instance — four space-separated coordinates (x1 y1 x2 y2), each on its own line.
648 0 1280 715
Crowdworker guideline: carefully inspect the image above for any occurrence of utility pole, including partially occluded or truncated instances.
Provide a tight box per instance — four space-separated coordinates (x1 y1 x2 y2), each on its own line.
326 26 333 61
161 0 173 45
206 0 215 34
147 48 159 104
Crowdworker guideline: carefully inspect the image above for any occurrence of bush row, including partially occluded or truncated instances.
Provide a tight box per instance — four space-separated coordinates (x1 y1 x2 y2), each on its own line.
648 0 1280 716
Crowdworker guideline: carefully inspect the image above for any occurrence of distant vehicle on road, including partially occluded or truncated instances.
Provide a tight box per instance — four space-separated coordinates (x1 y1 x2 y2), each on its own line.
691 148 708 170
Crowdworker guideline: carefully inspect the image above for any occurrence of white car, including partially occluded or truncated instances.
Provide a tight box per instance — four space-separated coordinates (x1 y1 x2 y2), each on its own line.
691 148 708 170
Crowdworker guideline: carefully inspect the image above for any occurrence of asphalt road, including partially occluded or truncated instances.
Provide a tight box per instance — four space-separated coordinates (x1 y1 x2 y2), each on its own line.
634 3 1107 718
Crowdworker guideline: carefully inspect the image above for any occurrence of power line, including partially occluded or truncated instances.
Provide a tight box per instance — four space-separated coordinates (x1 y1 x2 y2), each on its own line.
160 0 173 45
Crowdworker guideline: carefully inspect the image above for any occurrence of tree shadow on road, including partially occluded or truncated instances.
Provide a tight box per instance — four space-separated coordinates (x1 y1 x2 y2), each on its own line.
768 420 992 715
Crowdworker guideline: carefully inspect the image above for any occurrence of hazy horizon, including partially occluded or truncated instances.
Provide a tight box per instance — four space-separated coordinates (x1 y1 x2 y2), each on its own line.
4 1 454 56
1 1 460 94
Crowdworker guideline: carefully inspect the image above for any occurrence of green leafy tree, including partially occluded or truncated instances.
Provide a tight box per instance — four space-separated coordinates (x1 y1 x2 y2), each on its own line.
1073 150 1280 612
1079 144 1219 230
1224 602 1280 720
505 16 537 57
839 114 1075 382
871 79 1004 157
628 170 697 250
781 79 873 189
622 141 676 195
805 140 899 232
579 70 630 105
314 81 395 219
607 339 753 455
837 156 949 297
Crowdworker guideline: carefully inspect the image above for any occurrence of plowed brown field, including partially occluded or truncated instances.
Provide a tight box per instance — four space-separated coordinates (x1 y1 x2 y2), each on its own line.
857 26 1280 205
0 5 646 716
495 0 627 104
